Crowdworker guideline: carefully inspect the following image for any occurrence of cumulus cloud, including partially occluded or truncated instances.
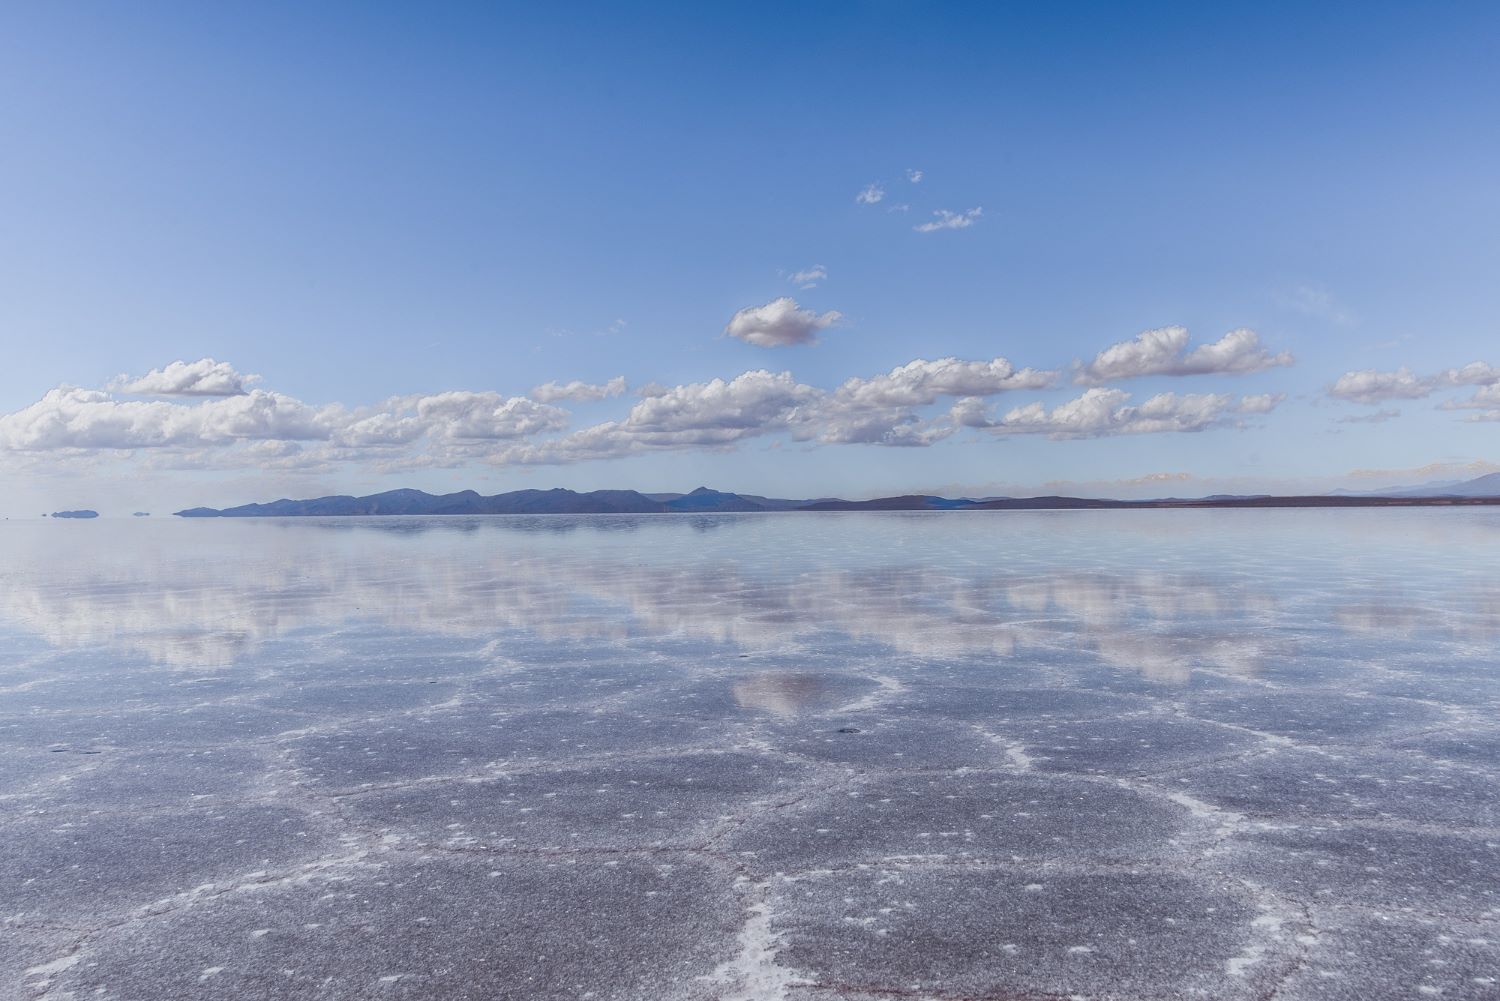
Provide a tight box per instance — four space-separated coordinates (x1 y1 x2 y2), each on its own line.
490 355 1062 465
624 370 817 436
1328 367 1432 403
949 396 995 429
914 207 982 233
109 358 254 397
409 392 569 441
800 357 1055 449
985 388 1262 439
0 363 571 478
0 387 333 451
787 265 827 289
724 297 843 347
6 339 1276 476
832 357 1055 409
494 370 821 464
1236 392 1285 414
813 412 954 448
1443 361 1500 386
530 376 627 403
1439 383 1500 412
906 168 924 183
855 183 885 205
1329 360 1500 404
1078 327 1293 383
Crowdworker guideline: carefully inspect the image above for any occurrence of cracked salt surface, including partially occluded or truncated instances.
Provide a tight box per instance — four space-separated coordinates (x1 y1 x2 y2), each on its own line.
3 510 1500 999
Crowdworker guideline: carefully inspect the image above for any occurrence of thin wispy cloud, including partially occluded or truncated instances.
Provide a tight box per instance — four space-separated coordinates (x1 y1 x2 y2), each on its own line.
855 183 885 205
914 207 982 233
1336 408 1401 424
906 168 924 183
787 265 827 289
1276 285 1355 325
530 376 628 403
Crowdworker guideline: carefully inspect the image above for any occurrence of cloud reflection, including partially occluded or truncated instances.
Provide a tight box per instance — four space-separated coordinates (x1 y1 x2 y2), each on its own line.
2 513 1494 682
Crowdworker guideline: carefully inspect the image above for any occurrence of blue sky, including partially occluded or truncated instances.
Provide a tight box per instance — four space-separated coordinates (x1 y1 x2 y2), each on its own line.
2 1 1498 514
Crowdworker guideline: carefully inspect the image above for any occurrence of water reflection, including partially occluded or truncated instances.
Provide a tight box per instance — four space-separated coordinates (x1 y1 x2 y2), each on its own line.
732 673 843 715
2 511 1498 682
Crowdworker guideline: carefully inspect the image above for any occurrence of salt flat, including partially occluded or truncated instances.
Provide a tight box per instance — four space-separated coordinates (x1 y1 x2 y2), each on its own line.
2 511 1498 1000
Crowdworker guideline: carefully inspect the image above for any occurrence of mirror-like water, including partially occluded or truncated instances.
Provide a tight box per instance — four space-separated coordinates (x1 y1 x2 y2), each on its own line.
3 511 1498 999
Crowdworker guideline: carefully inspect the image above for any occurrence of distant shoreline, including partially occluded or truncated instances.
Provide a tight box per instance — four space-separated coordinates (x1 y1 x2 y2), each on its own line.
171 486 1500 518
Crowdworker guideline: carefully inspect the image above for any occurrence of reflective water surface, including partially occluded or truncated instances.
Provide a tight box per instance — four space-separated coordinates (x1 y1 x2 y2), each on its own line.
2 511 1498 999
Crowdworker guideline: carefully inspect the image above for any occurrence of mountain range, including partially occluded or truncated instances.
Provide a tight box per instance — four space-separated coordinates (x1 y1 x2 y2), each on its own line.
174 475 1500 517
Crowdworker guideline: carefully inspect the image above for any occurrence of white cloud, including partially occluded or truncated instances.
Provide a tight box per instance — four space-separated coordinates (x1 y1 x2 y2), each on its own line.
800 357 1055 449
987 388 1253 439
624 370 817 436
1439 383 1500 411
496 369 821 464
491 355 1062 465
855 183 885 205
530 376 627 403
832 357 1055 409
1441 361 1500 387
410 392 569 441
906 168 924 183
724 297 843 348
813 412 954 447
1328 360 1500 404
1235 392 1286 414
1328 367 1432 403
5 339 1274 478
0 387 333 451
1078 327 1294 383
914 207 982 233
949 396 995 429
109 358 255 397
787 265 827 289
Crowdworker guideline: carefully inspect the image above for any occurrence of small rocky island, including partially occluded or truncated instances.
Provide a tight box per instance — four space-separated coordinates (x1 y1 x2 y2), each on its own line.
48 510 100 519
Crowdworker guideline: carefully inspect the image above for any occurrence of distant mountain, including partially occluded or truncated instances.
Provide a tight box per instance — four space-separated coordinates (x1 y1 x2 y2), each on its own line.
176 485 1500 518
50 510 99 519
660 487 768 512
179 488 661 517
176 487 794 518
1387 472 1500 499
1328 472 1500 499
800 494 981 511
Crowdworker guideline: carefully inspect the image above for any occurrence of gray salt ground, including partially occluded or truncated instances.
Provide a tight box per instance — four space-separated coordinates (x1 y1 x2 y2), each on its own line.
3 510 1499 1000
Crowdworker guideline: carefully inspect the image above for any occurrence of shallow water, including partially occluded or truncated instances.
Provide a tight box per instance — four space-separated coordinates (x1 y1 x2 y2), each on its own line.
2 511 1498 999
